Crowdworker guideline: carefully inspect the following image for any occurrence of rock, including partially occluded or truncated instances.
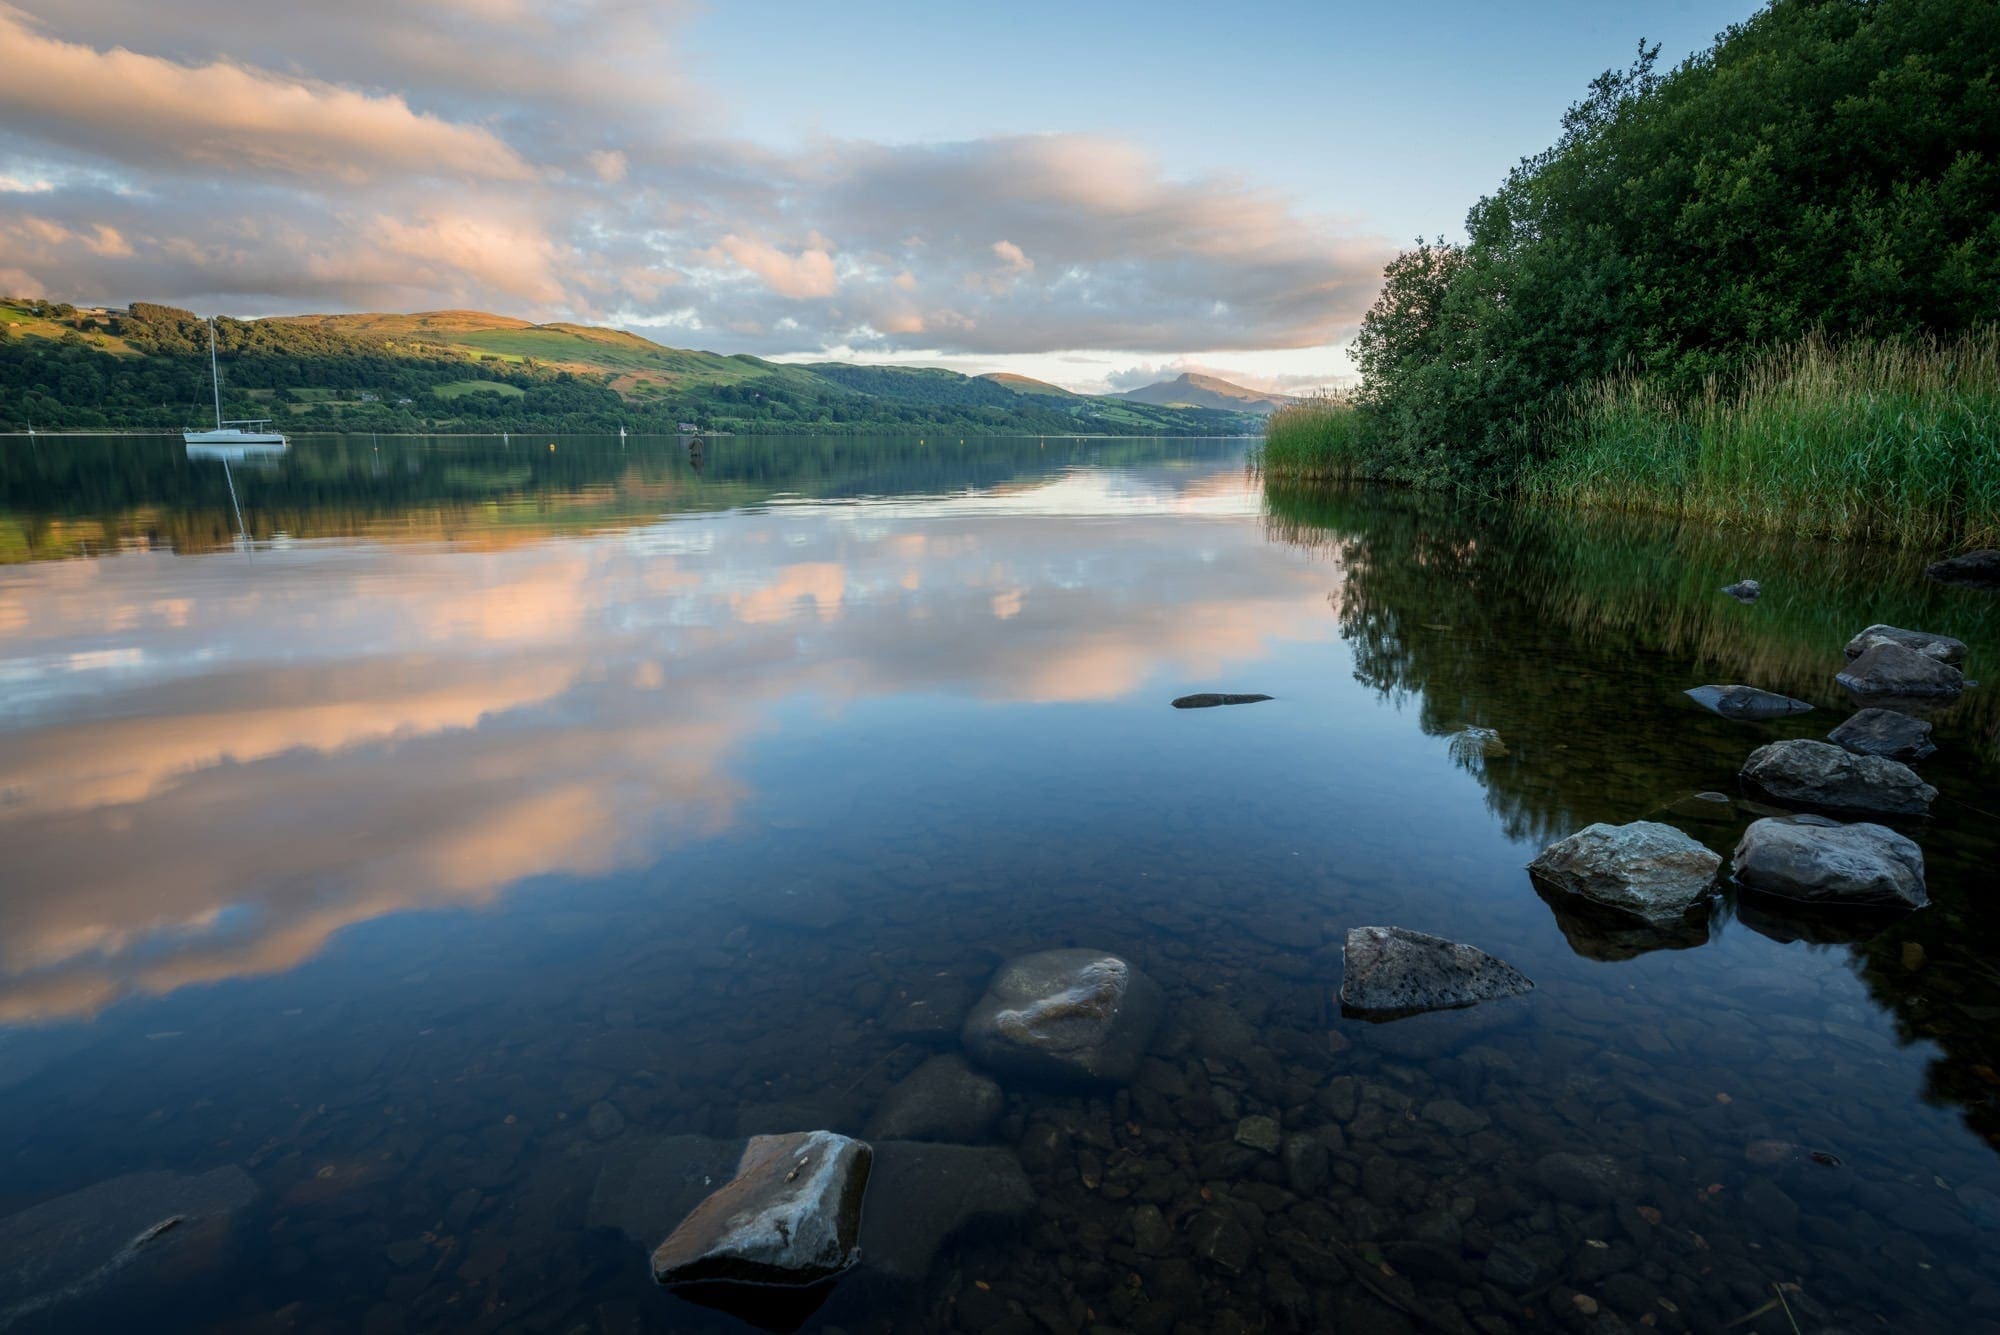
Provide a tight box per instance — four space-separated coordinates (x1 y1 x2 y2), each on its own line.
1742 1178 1800 1235
1533 876 1713 961
1187 1209 1255 1274
1534 1152 1635 1207
1527 820 1720 923
1281 1134 1329 1194
1338 925 1532 1019
1926 549 2000 589
961 949 1164 1085
881 973 977 1044
1842 624 1968 666
856 1142 1035 1283
1684 684 1812 720
0 1167 258 1330
1171 693 1272 709
1828 707 1937 762
865 1055 1001 1143
650 1130 871 1290
1421 1098 1490 1136
1130 1203 1172 1254
1722 579 1762 602
1732 815 1927 909
1481 1241 1546 1292
1233 1116 1282 1154
1836 641 1967 700
1740 738 1936 816
587 1100 627 1141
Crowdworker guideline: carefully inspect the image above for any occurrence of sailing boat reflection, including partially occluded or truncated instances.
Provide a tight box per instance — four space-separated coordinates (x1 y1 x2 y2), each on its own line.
186 437 287 543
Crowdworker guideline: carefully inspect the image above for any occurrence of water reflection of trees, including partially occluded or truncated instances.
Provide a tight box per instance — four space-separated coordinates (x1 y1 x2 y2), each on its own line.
0 435 1238 563
1266 481 2000 1156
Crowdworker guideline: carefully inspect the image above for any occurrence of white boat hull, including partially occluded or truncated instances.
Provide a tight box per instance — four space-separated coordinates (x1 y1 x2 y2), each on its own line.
184 428 287 446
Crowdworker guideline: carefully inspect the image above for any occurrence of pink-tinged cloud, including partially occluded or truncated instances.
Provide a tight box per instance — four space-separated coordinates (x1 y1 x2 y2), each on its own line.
0 4 535 183
703 233 840 300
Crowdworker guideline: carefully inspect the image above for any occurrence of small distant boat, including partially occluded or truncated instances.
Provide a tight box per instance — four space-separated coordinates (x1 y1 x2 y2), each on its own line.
184 317 287 448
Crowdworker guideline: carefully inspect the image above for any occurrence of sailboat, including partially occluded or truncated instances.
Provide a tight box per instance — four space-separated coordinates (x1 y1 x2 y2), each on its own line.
184 317 287 449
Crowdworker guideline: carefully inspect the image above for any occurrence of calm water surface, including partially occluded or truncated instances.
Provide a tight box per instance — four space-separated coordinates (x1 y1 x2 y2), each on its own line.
2 435 1998 1334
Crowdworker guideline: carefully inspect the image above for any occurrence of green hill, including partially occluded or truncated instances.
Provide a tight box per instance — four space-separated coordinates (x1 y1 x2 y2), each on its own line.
980 372 1078 399
0 298 1259 437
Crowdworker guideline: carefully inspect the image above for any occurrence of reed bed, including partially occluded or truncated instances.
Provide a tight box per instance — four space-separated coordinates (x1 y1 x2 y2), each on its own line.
1255 393 1372 482
1520 330 2000 547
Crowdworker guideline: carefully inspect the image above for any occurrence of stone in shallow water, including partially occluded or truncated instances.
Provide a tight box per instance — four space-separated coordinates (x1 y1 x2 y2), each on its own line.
1534 1152 1636 1207
1732 815 1927 910
1827 708 1936 762
0 1167 258 1331
1684 684 1813 720
1842 623 1968 666
1233 1115 1282 1154
864 1054 1001 1143
961 948 1164 1085
1338 926 1533 1019
1527 820 1720 923
1532 876 1713 961
1740 738 1936 816
649 1130 871 1290
1925 548 2000 589
854 1141 1034 1283
1722 579 1762 602
1836 641 1967 700
1171 692 1273 709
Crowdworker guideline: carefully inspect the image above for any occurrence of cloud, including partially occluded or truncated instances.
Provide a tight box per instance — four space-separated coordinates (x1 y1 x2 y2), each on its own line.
0 5 535 184
701 233 840 300
0 3 1390 358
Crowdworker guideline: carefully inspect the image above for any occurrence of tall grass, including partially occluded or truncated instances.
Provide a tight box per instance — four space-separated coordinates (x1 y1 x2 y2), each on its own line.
1520 330 2000 547
1256 393 1373 481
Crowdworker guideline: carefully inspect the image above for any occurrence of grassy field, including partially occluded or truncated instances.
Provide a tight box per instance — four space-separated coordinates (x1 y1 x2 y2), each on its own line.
433 379 525 399
1520 331 2000 548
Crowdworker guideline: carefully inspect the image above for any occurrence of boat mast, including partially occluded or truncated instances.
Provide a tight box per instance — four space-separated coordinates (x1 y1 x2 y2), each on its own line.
207 318 223 429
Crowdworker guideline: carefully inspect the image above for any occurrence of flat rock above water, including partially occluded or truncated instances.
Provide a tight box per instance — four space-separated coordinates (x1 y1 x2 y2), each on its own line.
649 1130 871 1290
1339 925 1533 1019
1732 815 1927 910
1171 693 1273 709
961 948 1164 1085
1836 641 1967 700
1527 820 1720 923
1740 738 1936 817
1842 624 1968 666
1827 708 1936 762
1684 684 1813 720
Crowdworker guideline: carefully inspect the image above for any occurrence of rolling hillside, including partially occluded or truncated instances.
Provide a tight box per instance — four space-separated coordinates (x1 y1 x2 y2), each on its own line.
0 298 1262 437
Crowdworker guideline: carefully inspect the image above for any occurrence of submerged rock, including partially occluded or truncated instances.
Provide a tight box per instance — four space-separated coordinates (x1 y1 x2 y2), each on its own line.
1836 641 1967 700
1926 549 2000 589
1828 708 1936 763
851 1142 1034 1284
1171 693 1273 709
1339 926 1533 1019
1722 579 1762 602
649 1130 871 1290
1740 738 1936 816
961 948 1164 1085
1842 624 1968 667
1684 684 1813 720
0 1167 258 1332
1534 1152 1636 1207
865 1055 1001 1143
1732 815 1927 910
1527 820 1721 923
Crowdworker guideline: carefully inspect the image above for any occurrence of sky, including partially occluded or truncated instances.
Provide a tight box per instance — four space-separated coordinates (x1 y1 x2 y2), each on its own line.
0 0 1756 392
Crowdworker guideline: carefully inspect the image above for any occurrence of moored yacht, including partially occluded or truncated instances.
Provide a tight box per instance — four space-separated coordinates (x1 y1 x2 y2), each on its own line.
184 317 288 447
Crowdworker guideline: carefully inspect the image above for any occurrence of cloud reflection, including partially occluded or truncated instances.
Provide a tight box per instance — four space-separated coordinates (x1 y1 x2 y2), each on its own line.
0 462 1335 1021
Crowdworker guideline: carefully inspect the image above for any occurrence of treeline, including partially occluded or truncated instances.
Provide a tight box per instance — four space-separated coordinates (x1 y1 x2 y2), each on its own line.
0 302 1246 438
1270 0 1999 542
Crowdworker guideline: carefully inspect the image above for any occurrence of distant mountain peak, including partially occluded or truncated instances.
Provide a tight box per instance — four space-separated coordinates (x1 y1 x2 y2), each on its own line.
1114 371 1292 415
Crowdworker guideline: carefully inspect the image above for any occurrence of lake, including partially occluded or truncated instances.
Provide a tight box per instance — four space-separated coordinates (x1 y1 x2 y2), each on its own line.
1 434 1997 1334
